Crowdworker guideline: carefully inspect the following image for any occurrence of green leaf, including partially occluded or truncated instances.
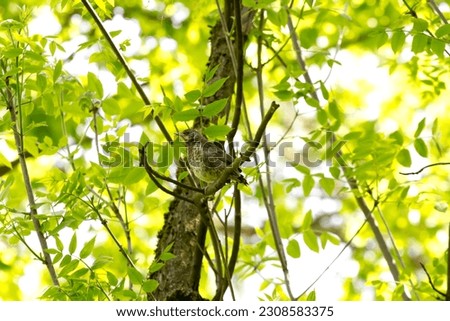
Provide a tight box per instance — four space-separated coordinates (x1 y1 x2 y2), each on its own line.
143 279 159 293
149 262 164 273
203 125 232 139
303 230 319 252
69 233 77 255
284 178 301 193
320 81 329 100
430 38 445 58
414 138 428 157
329 166 340 179
435 24 450 38
91 256 113 270
286 239 301 258
294 164 310 175
202 98 228 117
412 18 428 32
53 60 63 83
328 101 340 120
160 252 176 262
0 19 24 30
432 118 438 135
107 271 118 285
305 97 320 108
319 177 335 196
205 64 220 82
306 290 316 301
316 109 327 125
184 90 201 103
302 174 315 196
203 77 228 97
79 236 96 259
172 108 200 122
375 31 388 48
274 90 294 100
414 117 426 138
70 268 89 278
302 210 313 230
412 34 428 54
124 167 146 185
391 31 405 53
396 149 411 167
300 28 318 49
60 254 71 267
59 259 79 276
102 98 120 115
87 72 103 98
127 266 144 285
321 232 340 248
55 236 64 252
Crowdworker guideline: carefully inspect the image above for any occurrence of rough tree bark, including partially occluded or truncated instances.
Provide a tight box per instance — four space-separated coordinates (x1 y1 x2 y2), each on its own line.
147 3 253 301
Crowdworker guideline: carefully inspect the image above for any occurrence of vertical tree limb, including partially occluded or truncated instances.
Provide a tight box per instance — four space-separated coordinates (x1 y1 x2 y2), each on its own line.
285 7 409 300
5 77 59 286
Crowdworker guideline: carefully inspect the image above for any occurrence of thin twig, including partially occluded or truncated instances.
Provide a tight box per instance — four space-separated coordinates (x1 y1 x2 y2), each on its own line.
420 262 447 299
80 0 172 142
203 101 280 196
226 185 241 300
298 220 368 299
399 162 450 175
141 153 198 205
254 8 295 300
401 0 450 56
72 194 137 269
139 145 204 194
427 0 448 24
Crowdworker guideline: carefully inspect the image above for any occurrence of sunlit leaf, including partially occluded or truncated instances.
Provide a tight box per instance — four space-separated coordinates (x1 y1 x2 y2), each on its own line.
79 236 96 259
172 108 200 122
396 149 411 167
69 233 77 255
127 266 144 285
412 34 428 53
391 31 405 53
302 174 315 196
286 239 301 258
319 177 335 196
303 230 319 252
414 138 428 157
203 77 228 97
143 279 159 293
202 98 228 117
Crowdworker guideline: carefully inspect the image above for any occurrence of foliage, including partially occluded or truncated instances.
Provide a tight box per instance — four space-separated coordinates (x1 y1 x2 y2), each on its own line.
0 0 449 301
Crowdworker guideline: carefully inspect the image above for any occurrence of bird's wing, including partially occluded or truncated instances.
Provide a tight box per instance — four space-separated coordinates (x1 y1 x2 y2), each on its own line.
202 142 227 168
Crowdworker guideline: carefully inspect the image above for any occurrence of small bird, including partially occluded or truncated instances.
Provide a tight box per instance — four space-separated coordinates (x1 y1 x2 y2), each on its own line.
179 129 248 185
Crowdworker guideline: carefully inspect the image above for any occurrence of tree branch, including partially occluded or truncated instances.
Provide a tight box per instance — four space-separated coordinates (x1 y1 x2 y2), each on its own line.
140 147 200 205
227 0 244 142
285 6 409 299
427 0 448 24
203 101 280 196
420 262 447 299
5 77 59 286
253 10 295 300
399 162 450 175
80 0 172 142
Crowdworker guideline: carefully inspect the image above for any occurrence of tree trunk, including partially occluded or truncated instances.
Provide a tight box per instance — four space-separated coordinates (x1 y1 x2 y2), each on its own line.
147 4 253 301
